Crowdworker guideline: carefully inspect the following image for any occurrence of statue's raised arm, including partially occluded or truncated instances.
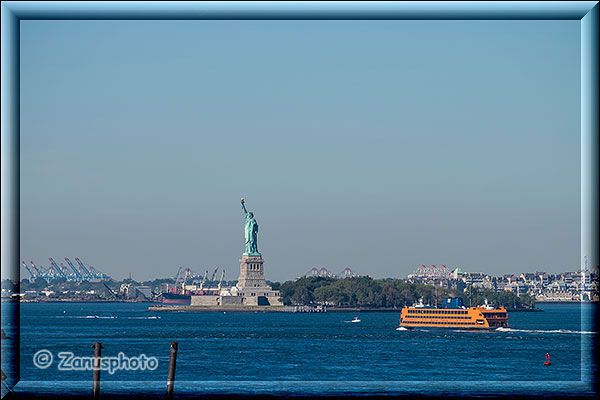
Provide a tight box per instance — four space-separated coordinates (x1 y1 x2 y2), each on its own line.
241 198 248 215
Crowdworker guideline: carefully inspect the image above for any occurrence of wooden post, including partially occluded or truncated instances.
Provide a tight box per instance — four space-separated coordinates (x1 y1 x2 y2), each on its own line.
166 341 178 399
92 342 103 398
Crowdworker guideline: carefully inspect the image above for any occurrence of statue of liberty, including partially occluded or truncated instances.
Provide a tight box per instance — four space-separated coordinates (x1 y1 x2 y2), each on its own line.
241 198 260 256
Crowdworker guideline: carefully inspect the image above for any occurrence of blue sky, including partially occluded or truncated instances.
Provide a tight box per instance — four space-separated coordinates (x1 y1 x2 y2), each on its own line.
20 20 580 281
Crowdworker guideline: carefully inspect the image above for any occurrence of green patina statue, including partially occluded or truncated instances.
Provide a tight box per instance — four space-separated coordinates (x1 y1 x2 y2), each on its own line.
241 198 260 256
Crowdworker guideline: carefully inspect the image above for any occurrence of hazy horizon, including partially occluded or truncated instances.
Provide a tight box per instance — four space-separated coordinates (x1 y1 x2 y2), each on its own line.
19 20 580 282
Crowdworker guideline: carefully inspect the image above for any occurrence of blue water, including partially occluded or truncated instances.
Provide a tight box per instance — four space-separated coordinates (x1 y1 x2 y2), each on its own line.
2 302 597 396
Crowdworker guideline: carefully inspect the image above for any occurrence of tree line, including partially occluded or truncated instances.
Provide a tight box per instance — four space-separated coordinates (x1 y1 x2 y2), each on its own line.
279 276 536 309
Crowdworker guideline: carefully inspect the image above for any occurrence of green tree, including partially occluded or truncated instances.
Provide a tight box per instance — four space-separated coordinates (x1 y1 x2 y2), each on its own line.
519 293 536 308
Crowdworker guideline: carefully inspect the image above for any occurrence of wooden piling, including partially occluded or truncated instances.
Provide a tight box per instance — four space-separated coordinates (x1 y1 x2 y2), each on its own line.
92 342 103 398
166 341 178 398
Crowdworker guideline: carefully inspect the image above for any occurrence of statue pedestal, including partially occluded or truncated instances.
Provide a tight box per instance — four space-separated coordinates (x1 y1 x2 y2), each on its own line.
235 255 282 306
236 255 266 289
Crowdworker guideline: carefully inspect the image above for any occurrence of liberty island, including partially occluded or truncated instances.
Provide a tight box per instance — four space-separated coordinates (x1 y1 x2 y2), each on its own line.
154 198 282 310
231 198 281 306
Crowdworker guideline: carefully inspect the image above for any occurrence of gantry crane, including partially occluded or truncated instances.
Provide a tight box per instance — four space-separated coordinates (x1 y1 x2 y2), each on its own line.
48 258 67 279
181 268 194 291
22 261 36 282
198 270 208 290
217 269 225 291
173 267 183 286
59 263 72 279
74 257 93 280
64 258 83 281
210 266 219 285
30 261 45 280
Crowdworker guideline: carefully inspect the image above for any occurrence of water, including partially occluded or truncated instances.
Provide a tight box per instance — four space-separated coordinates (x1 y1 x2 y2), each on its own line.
3 302 597 397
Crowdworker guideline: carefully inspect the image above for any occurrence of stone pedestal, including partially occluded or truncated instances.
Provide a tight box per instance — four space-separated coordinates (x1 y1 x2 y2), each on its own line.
237 254 267 289
235 254 282 306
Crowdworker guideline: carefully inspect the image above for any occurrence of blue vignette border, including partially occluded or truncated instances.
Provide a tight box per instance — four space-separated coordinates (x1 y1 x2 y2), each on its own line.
1 1 598 398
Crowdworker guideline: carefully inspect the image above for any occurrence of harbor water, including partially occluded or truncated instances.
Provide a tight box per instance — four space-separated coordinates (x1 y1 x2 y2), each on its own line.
2 302 597 396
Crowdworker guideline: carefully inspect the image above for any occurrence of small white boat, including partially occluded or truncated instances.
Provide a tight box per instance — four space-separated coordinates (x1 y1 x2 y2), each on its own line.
351 317 361 323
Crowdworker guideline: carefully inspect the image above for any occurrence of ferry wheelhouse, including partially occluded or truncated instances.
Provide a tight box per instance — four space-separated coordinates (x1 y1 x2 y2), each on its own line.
399 297 509 330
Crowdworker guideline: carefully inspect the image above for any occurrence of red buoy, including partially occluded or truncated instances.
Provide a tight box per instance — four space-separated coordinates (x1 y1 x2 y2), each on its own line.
544 353 551 366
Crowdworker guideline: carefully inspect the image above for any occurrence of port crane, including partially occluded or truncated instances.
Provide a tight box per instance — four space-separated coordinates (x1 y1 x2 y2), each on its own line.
173 267 183 284
210 266 219 285
181 268 196 291
198 270 208 290
59 263 73 279
337 267 358 279
84 263 109 280
22 261 36 282
30 261 46 281
217 269 225 290
48 258 67 279
74 257 93 280
64 258 83 281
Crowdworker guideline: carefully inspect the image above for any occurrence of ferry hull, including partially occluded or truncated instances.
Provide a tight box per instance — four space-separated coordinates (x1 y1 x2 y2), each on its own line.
398 325 502 331
398 298 509 330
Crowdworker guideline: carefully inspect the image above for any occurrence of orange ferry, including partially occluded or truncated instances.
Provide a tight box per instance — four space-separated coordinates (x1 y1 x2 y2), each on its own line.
398 297 509 330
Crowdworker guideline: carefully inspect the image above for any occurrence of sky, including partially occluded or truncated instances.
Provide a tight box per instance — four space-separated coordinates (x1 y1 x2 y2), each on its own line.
19 20 580 282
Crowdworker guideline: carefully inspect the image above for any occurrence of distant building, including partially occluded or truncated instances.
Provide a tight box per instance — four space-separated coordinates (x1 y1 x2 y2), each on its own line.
461 272 486 286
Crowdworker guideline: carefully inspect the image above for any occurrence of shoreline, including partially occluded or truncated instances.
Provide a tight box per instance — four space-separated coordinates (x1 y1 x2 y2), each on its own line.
148 305 288 312
2 299 155 303
147 305 547 313
5 298 595 310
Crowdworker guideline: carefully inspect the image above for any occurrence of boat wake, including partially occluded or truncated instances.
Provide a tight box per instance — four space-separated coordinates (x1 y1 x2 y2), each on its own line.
396 327 430 332
56 315 116 319
56 315 161 320
496 327 595 335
